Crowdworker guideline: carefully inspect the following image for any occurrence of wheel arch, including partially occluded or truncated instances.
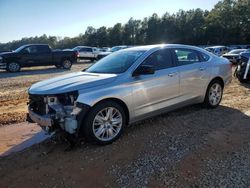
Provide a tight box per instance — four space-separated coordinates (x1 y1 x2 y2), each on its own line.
92 98 130 125
61 56 71 62
209 76 225 89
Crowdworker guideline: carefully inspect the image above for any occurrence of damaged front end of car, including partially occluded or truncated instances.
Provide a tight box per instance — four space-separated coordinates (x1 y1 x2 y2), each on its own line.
27 91 89 135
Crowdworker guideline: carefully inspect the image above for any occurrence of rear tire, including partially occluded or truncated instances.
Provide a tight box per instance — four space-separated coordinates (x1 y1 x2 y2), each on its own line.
82 101 126 145
203 80 224 109
7 62 21 72
239 78 247 83
61 59 72 69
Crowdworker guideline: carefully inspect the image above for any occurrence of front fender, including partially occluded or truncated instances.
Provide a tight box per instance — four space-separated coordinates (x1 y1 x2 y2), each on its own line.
76 84 133 118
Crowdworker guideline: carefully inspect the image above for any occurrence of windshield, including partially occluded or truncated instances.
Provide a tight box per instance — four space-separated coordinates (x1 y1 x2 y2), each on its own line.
14 45 28 52
205 48 214 52
111 46 123 52
86 50 145 74
72 46 82 51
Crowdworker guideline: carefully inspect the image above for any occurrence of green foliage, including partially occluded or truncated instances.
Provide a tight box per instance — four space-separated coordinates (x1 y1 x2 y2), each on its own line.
0 0 249 51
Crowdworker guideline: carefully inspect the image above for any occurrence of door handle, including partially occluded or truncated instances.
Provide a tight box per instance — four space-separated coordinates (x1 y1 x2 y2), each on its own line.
199 67 206 71
168 72 177 77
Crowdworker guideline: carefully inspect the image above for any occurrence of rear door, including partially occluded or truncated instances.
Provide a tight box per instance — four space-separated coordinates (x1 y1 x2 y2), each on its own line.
132 48 180 118
36 45 52 65
171 48 210 101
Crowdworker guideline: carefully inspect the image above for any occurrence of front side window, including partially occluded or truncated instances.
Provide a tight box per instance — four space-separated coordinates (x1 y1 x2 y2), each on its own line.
199 52 210 62
173 49 200 65
24 46 38 54
141 49 173 70
86 50 145 74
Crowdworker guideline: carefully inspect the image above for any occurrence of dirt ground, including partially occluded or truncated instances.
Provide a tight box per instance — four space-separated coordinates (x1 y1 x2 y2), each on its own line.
0 66 250 187
0 62 91 126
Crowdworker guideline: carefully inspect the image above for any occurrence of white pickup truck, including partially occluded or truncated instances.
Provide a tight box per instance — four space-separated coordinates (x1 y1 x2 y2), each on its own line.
72 46 99 61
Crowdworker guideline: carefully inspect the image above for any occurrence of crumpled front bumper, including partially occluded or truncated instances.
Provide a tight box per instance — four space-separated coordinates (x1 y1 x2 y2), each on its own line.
27 102 91 134
27 107 52 127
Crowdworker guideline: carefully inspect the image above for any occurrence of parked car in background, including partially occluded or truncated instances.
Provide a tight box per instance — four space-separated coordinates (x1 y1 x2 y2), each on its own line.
205 46 229 56
0 44 77 72
27 44 232 145
235 51 250 83
99 47 111 52
97 45 129 60
222 49 247 64
72 46 99 61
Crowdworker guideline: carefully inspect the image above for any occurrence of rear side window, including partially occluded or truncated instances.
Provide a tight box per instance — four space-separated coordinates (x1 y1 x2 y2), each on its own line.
80 48 93 52
173 49 200 65
37 45 50 53
25 46 38 54
199 52 210 62
142 49 173 71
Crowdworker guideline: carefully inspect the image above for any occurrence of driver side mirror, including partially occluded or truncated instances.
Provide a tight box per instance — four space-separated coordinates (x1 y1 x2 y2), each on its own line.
132 65 155 77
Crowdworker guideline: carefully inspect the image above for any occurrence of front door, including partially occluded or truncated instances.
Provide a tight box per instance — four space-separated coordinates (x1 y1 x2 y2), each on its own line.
19 46 41 66
131 48 180 118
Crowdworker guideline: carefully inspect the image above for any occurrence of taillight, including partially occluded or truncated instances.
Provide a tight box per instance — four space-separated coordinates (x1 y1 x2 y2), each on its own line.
75 51 79 57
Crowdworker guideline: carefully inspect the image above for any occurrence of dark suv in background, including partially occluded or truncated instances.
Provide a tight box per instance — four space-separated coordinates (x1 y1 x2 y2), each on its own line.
0 44 78 72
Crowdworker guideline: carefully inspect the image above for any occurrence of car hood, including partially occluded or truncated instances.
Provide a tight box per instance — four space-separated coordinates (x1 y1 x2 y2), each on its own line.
99 52 112 55
0 51 16 57
223 53 238 56
29 72 118 95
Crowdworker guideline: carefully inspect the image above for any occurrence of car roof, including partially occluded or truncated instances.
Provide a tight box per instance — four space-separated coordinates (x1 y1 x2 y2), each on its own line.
123 44 209 53
207 46 226 49
22 44 48 47
74 46 93 48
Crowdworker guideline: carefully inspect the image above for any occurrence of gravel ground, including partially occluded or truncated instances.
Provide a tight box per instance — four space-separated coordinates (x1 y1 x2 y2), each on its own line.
0 67 250 187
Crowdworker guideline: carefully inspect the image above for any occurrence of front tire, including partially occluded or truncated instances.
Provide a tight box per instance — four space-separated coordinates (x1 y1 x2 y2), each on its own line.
61 59 72 69
7 62 21 72
203 80 223 108
82 101 126 145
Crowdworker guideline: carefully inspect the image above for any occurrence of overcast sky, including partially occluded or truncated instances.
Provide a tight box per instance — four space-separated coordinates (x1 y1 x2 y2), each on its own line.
0 0 220 43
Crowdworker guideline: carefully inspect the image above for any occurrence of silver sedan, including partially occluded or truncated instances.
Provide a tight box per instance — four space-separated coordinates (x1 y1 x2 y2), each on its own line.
28 44 232 145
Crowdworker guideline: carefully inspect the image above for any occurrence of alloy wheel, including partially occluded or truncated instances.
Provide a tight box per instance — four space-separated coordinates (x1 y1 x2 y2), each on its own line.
8 62 20 72
208 83 222 106
92 107 123 142
62 60 72 69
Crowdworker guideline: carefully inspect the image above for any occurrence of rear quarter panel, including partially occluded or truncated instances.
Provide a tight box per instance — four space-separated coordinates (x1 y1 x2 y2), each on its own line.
52 51 77 63
199 56 232 101
210 57 232 86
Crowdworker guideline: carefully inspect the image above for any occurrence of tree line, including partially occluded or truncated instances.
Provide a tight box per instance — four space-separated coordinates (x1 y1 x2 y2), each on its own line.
0 0 249 52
